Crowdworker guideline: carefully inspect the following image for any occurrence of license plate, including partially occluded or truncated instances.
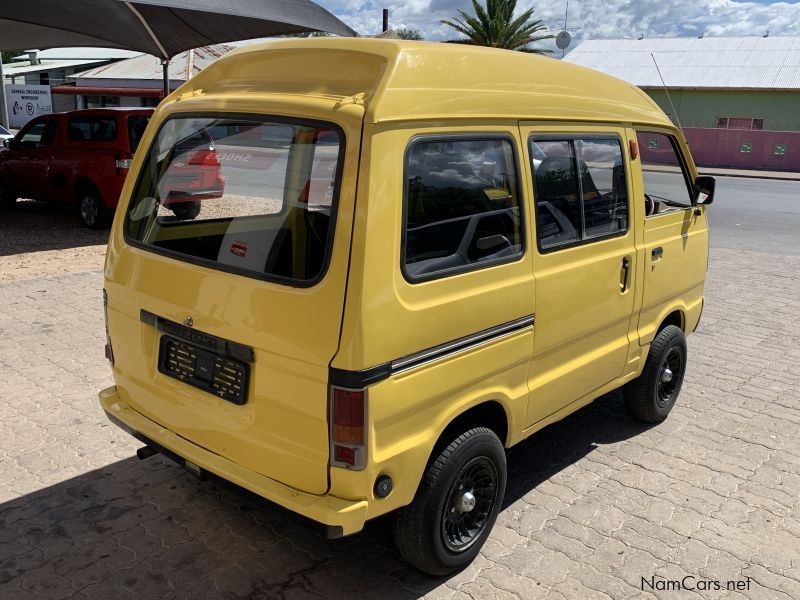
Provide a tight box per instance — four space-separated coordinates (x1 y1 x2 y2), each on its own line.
158 335 249 405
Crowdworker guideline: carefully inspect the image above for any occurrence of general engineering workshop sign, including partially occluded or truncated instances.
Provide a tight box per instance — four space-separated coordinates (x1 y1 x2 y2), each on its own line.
4 85 53 129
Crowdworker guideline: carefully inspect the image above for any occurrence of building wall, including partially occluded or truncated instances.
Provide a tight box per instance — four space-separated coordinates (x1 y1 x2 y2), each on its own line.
684 128 800 171
644 89 800 132
119 96 142 108
52 94 76 113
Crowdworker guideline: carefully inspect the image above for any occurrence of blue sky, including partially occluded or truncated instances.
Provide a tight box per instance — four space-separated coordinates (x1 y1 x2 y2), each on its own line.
317 0 800 51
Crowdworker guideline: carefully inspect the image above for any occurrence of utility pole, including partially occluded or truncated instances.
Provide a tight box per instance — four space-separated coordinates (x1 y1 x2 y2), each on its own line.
382 9 389 33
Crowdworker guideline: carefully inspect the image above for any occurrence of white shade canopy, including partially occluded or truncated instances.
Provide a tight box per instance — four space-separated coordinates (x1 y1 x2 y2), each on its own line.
0 0 355 59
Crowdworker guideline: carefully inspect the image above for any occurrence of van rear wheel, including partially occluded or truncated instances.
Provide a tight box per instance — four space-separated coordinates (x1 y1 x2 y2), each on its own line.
624 325 687 423
393 427 506 575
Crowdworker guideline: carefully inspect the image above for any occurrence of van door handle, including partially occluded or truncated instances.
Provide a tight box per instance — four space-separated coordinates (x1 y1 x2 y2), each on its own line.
652 247 664 260
620 256 631 293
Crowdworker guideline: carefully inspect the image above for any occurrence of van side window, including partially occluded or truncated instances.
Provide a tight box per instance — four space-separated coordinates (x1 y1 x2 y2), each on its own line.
531 137 628 250
636 131 693 210
403 137 523 281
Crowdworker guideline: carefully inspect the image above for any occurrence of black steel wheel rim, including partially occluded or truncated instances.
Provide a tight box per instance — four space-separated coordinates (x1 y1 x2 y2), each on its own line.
657 346 684 407
441 456 498 553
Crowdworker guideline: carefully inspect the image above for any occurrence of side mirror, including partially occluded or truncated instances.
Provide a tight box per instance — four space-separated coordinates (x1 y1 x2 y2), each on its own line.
2 138 12 149
693 175 715 205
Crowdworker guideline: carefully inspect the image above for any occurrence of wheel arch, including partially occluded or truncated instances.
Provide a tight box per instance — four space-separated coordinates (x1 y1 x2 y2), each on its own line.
428 399 510 467
74 176 104 205
640 305 687 346
658 309 685 334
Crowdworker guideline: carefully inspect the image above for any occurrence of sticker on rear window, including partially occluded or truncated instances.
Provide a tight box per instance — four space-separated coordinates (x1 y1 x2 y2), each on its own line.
230 241 248 257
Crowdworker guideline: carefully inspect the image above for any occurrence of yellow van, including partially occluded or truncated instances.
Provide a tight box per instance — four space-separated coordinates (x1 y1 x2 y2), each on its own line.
99 39 712 574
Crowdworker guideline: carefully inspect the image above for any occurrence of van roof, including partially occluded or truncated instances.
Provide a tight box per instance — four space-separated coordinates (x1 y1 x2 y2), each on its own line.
176 38 671 127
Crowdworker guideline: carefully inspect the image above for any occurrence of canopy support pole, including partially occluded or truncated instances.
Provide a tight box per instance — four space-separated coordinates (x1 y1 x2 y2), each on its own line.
125 1 171 98
162 59 169 97
0 59 8 129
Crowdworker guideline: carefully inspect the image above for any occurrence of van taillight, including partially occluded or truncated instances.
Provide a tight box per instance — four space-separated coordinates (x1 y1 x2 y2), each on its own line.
115 153 133 176
103 289 114 365
330 387 366 470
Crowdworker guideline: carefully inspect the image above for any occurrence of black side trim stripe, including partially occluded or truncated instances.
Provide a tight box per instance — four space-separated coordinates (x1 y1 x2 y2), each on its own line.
391 315 534 373
140 310 255 363
329 314 534 388
329 363 392 389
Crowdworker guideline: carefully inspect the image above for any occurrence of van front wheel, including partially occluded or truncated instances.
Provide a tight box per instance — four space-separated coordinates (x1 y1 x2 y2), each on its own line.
624 325 687 423
393 427 506 575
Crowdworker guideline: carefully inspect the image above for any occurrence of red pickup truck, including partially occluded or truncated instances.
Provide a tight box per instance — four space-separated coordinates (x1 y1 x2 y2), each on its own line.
0 108 225 228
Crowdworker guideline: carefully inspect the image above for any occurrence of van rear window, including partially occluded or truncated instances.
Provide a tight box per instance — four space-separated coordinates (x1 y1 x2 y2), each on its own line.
125 116 343 285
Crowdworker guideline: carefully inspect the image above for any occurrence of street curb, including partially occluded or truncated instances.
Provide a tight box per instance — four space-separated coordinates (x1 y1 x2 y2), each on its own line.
698 169 800 182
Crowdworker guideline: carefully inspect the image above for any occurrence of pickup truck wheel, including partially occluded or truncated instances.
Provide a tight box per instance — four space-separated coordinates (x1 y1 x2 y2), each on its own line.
393 427 506 575
171 200 201 220
79 190 109 229
0 180 17 208
624 325 687 423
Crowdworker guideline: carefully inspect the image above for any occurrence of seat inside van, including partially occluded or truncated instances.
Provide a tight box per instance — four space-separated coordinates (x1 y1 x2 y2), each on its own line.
405 146 522 278
150 209 329 280
534 154 627 246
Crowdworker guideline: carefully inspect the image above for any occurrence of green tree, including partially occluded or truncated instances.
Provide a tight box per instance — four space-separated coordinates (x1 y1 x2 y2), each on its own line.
441 0 554 53
282 31 333 38
396 27 424 41
2 51 21 64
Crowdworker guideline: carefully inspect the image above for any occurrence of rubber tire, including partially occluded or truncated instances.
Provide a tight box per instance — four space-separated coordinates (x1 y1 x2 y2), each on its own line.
624 325 687 423
78 188 110 229
0 179 17 208
393 427 506 576
171 200 201 220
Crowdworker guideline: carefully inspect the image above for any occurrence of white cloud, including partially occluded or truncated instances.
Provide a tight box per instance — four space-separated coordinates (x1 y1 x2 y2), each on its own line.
319 0 800 52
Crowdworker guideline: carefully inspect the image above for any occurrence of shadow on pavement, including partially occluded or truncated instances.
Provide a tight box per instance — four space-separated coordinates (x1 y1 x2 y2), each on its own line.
0 391 650 600
0 200 108 256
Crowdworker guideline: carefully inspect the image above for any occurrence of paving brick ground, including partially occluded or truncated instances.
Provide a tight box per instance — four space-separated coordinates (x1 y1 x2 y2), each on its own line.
0 247 798 600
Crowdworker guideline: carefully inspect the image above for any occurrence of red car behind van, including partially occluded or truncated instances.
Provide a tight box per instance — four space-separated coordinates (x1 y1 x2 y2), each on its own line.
0 108 224 228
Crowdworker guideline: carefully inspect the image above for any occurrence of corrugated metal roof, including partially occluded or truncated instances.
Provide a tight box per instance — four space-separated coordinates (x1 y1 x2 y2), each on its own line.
564 36 800 90
20 48 142 61
1 59 107 75
70 45 235 82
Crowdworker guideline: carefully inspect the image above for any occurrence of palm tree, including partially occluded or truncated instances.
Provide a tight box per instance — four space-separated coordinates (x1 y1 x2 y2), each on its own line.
441 0 554 53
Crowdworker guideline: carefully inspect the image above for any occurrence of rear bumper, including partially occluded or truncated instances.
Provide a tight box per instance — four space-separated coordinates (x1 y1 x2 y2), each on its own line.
99 386 368 536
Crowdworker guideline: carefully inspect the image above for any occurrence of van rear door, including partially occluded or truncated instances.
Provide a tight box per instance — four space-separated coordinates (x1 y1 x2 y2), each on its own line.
105 110 360 495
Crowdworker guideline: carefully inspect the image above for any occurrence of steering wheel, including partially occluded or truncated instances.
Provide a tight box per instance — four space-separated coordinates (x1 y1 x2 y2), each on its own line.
644 193 656 217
